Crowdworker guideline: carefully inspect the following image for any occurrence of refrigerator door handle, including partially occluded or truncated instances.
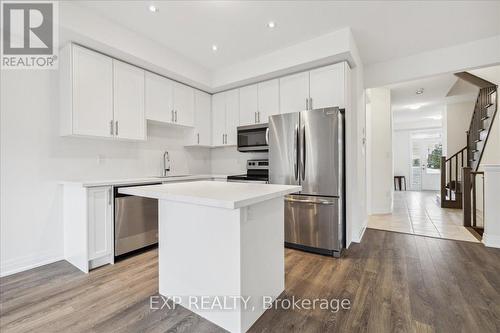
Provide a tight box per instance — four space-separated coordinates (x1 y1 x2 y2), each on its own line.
294 124 299 180
285 196 336 205
301 124 306 180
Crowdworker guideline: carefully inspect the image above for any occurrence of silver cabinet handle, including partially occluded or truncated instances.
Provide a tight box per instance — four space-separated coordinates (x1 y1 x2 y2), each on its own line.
197 133 200 144
108 188 112 206
309 97 313 110
306 98 309 110
115 121 118 136
110 120 114 136
222 133 224 144
257 111 260 123
175 110 177 122
255 112 257 123
171 110 174 122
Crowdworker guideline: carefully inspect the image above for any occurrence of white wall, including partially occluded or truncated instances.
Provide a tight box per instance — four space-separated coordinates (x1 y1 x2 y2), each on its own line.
0 70 211 276
365 35 500 89
393 131 411 188
366 88 393 214
211 148 268 174
445 101 475 157
60 2 212 91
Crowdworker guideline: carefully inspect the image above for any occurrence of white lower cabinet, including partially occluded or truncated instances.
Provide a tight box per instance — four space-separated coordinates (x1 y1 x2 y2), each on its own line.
63 184 113 273
87 187 113 263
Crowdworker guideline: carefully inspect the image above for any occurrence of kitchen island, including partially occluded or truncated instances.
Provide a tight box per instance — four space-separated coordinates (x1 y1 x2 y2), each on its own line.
119 181 301 333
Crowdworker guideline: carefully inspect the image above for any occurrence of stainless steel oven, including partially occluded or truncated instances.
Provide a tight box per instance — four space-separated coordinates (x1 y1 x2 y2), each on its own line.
237 123 269 152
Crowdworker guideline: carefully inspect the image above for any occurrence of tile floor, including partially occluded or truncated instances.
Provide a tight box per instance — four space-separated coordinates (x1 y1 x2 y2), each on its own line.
368 190 481 242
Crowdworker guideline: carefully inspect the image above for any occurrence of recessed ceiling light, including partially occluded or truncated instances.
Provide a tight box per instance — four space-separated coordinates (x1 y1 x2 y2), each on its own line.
148 5 159 12
212 44 218 52
416 88 424 95
267 21 276 29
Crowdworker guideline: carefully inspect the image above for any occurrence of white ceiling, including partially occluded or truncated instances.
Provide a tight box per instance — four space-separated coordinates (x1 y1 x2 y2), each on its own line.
388 72 478 125
76 1 500 71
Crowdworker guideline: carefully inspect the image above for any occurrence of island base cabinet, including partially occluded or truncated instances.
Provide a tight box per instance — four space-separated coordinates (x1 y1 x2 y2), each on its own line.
158 198 284 333
63 184 114 273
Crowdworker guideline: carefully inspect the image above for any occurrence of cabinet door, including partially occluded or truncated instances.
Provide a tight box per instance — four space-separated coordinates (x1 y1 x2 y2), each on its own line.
72 45 113 137
113 60 146 140
309 63 345 109
239 84 258 126
225 89 240 145
279 71 309 114
194 90 211 145
258 79 280 123
145 72 174 123
87 187 113 261
212 93 226 146
173 82 194 127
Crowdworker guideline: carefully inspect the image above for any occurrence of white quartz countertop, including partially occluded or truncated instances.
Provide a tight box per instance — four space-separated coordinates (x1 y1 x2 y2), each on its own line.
118 181 302 209
59 175 228 187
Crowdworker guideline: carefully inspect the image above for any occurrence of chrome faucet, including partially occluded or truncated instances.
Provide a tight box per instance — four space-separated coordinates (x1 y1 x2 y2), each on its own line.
163 151 171 176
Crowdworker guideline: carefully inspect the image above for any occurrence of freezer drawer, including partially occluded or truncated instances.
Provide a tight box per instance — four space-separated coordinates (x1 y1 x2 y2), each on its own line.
284 195 342 255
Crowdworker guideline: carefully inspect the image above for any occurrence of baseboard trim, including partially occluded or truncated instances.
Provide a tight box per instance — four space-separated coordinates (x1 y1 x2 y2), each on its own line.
352 220 367 243
0 251 63 277
482 233 500 248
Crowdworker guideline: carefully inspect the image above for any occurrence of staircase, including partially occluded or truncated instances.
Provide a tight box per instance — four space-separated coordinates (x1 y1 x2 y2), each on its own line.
440 72 498 210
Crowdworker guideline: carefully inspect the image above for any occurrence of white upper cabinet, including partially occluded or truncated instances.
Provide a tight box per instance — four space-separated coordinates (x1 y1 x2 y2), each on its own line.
145 73 194 127
225 89 240 146
279 71 309 114
309 63 346 110
173 82 194 127
60 44 146 140
212 89 239 146
113 60 146 140
191 90 212 146
239 79 279 126
145 72 173 123
239 84 258 126
212 93 226 146
68 45 114 137
257 79 280 123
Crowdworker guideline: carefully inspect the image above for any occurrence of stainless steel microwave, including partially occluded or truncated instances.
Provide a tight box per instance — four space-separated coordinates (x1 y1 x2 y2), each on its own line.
237 123 269 152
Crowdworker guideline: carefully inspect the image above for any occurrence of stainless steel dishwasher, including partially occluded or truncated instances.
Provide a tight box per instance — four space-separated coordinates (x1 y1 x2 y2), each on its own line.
114 184 160 257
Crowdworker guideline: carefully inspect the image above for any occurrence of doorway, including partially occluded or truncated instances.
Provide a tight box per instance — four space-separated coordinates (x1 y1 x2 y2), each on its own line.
409 130 442 191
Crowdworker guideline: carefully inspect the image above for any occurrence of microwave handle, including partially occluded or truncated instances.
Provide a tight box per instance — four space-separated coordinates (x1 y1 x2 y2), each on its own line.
265 127 269 145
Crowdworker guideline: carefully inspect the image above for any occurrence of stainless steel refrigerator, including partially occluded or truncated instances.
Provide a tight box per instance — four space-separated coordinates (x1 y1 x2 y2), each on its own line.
269 107 344 257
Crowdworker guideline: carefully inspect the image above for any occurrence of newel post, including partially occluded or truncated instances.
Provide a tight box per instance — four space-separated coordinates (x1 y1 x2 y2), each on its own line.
463 167 472 227
440 156 446 207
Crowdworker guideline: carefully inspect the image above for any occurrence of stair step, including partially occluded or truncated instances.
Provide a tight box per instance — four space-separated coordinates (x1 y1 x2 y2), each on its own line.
480 130 488 141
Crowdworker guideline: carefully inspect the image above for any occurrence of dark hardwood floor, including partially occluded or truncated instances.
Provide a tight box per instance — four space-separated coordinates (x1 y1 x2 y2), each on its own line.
2 229 500 333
